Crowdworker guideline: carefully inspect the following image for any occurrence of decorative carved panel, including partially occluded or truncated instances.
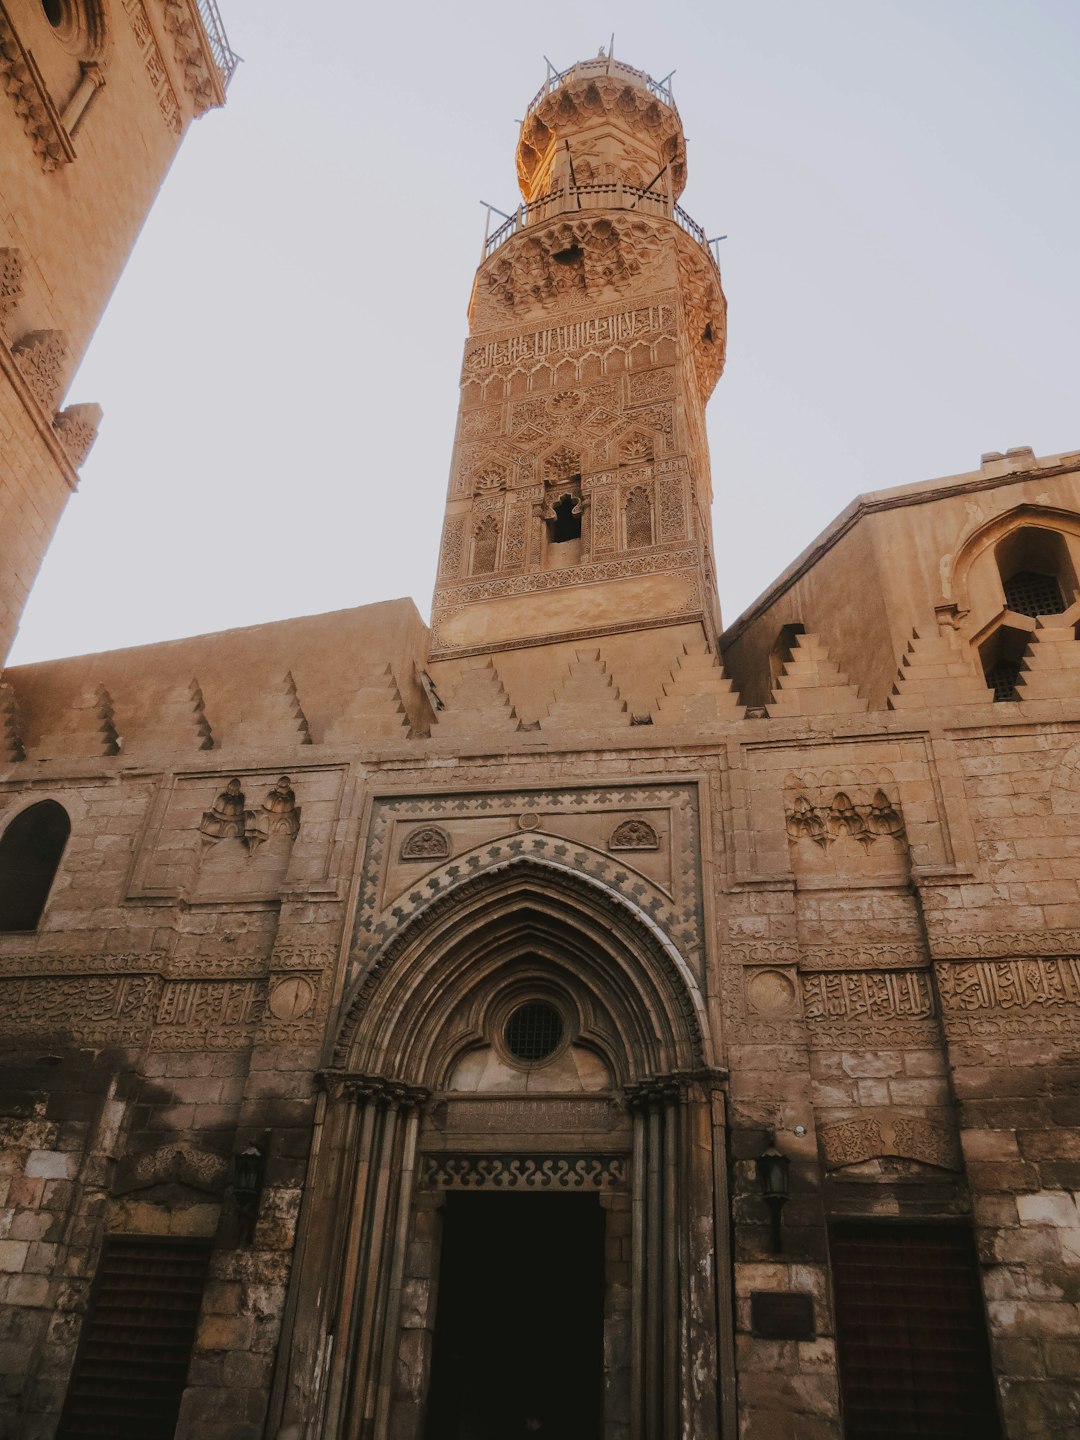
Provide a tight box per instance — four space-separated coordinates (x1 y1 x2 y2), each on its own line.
420 1153 627 1191
609 818 659 851
802 971 935 1024
461 302 676 379
123 0 183 132
152 978 264 1049
936 956 1080 1035
819 1114 961 1172
351 786 702 990
0 974 157 1046
438 516 465 578
400 825 451 861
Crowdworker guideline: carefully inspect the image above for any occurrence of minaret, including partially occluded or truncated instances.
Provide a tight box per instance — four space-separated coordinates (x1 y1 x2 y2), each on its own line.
429 53 726 670
0 0 237 662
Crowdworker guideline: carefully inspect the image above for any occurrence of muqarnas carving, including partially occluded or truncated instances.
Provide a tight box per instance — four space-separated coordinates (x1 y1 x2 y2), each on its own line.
786 789 905 849
400 826 451 861
199 775 301 855
200 778 246 841
245 776 301 853
609 818 659 851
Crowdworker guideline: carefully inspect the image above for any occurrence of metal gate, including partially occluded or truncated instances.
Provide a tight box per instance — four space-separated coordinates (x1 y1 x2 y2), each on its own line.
831 1223 1001 1439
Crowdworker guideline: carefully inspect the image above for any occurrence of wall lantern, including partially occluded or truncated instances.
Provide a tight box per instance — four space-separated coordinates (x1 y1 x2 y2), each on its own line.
233 1142 266 1247
756 1135 791 1254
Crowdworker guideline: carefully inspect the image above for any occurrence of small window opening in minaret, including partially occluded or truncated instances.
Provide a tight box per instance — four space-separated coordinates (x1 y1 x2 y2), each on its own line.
703 322 714 344
42 0 64 23
551 493 582 543
553 244 584 266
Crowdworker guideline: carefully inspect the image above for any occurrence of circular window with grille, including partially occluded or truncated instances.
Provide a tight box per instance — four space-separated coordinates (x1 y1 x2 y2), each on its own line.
39 0 108 58
504 1001 564 1064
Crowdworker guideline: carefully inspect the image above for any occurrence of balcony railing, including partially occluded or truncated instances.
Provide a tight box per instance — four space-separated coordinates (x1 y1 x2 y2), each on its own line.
525 56 676 119
482 181 721 277
195 0 239 88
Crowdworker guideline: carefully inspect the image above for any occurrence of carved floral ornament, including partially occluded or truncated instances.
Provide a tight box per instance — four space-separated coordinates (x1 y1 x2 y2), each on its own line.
608 817 659 851
400 826 451 861
819 1113 961 1173
785 790 905 849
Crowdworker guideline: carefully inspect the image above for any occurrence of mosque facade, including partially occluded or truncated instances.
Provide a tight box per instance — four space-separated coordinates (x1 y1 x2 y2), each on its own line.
0 10 1078 1438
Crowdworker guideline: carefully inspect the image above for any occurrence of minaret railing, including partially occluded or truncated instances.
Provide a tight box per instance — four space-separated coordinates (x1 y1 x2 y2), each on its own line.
194 0 240 87
525 57 677 118
482 182 719 279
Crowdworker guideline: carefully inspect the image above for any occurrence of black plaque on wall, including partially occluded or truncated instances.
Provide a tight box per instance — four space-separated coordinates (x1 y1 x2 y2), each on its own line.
750 1290 816 1340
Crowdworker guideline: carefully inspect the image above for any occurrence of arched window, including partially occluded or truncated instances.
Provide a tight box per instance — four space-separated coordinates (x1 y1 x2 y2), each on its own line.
995 527 1077 617
0 800 70 931
550 494 582 544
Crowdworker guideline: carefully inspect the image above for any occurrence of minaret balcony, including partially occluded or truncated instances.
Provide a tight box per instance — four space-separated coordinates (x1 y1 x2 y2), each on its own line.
483 185 720 276
524 55 679 121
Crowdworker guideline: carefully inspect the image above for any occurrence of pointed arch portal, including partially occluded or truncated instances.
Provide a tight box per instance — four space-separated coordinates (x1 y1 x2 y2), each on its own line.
272 860 734 1440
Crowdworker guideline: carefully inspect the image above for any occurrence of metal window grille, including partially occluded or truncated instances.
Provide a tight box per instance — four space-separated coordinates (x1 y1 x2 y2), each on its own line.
985 657 1021 702
505 1002 563 1062
57 1237 211 1439
1003 570 1065 617
831 1224 1001 1440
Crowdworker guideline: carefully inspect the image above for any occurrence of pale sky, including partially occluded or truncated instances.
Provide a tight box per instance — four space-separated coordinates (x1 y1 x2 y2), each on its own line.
10 0 1080 665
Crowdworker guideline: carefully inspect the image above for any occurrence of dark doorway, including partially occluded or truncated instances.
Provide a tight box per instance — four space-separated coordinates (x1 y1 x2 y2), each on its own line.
831 1223 1002 1439
425 1192 604 1440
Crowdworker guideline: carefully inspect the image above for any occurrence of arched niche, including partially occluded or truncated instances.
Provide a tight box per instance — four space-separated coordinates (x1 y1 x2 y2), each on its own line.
948 505 1080 629
273 859 731 1440
333 857 709 1084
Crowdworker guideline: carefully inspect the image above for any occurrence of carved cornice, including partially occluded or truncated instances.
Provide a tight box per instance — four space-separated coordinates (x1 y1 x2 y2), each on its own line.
318 1070 430 1110
623 1066 728 1108
435 543 698 602
157 0 225 113
930 930 1080 960
0 4 76 170
477 213 669 326
0 247 24 328
12 329 67 411
53 401 102 467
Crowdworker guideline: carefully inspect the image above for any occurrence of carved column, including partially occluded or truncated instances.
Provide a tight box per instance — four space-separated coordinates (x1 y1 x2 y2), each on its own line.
626 1070 729 1440
267 1074 427 1440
